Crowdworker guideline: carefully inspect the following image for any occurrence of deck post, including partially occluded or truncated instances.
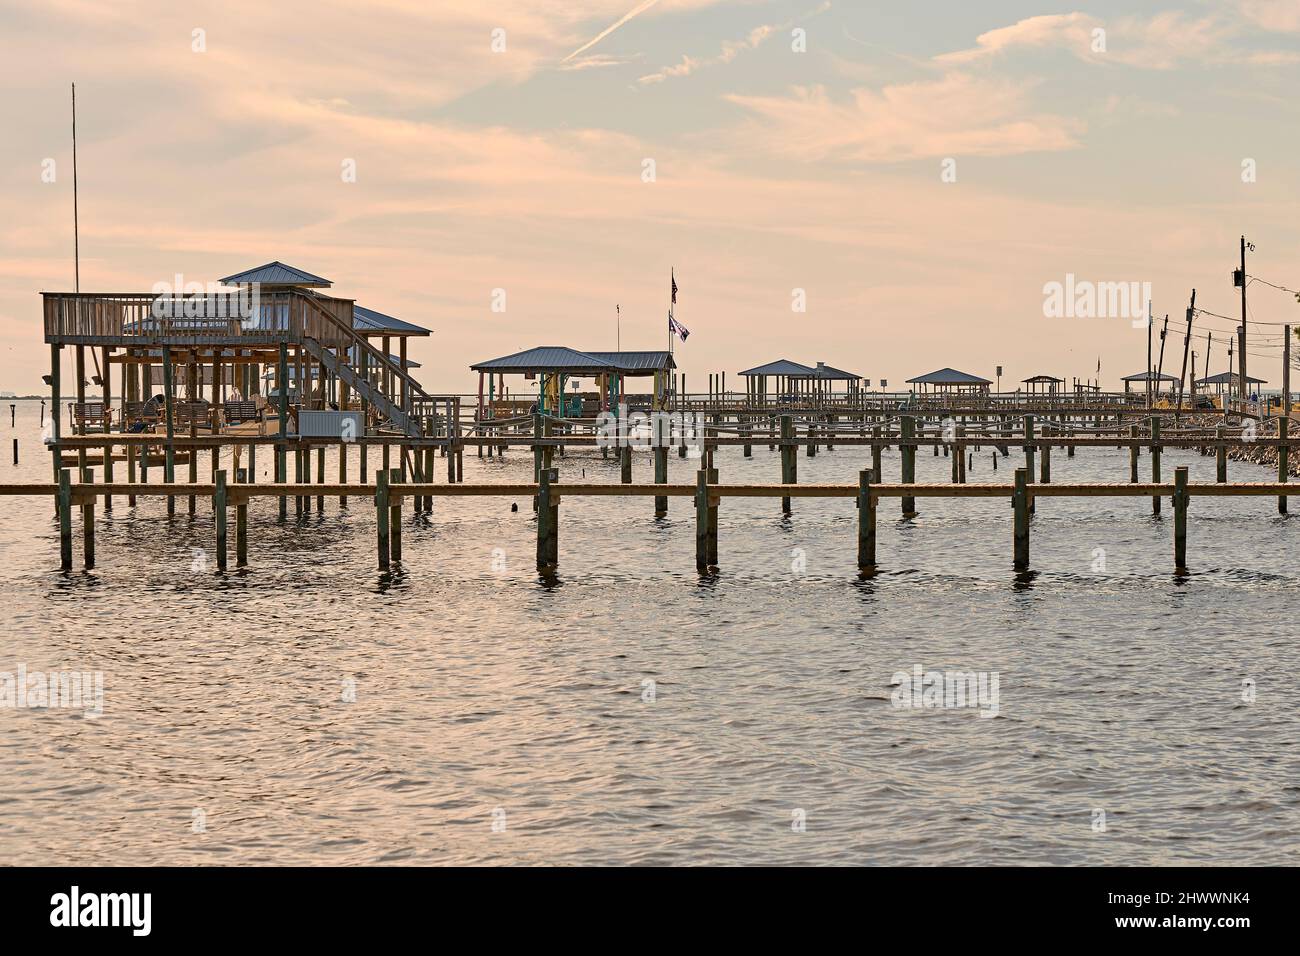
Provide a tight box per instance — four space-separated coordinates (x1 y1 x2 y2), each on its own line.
235 469 248 567
1150 417 1162 515
706 466 719 567
1013 467 1029 572
278 342 288 520
49 345 62 507
1022 414 1035 513
81 479 94 570
1215 425 1227 483
102 346 113 511
536 467 558 574
1040 427 1051 484
654 444 668 517
857 468 876 571
376 468 390 570
620 444 632 483
1129 424 1140 483
163 348 176 516
389 468 403 562
1174 466 1189 572
901 415 916 517
871 426 882 482
1278 417 1288 514
58 468 72 570
215 469 228 571
695 468 711 572
780 414 796 514
532 413 543 511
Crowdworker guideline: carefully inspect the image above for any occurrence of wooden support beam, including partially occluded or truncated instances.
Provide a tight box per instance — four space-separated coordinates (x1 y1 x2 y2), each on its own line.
654 445 668 517
1278 418 1288 514
389 468 402 562
1216 426 1227 483
901 416 916 517
58 469 72 570
1151 417 1162 515
780 414 796 514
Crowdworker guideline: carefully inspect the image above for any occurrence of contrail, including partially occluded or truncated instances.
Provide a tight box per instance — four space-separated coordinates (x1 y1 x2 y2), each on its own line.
562 0 662 63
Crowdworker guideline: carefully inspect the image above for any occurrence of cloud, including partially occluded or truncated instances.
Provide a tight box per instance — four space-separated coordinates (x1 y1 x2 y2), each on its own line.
725 73 1084 163
563 0 663 63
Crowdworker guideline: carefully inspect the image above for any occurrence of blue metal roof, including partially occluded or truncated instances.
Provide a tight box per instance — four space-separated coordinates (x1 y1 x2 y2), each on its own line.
907 367 992 385
738 359 817 377
472 347 618 374
353 304 431 336
219 262 333 287
585 351 676 373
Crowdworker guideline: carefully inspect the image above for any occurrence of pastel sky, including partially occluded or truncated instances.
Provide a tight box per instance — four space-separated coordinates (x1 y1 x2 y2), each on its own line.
2 0 1299 394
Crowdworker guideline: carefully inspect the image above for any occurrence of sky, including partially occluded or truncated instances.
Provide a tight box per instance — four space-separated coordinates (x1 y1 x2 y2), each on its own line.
1 0 1299 394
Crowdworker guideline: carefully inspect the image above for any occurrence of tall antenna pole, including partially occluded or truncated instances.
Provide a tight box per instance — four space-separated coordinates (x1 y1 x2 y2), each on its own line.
1146 299 1153 409
616 303 620 352
1178 290 1195 410
71 81 79 291
1239 235 1248 410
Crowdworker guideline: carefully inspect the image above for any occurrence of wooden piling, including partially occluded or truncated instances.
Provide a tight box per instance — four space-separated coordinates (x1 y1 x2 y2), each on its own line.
620 444 632 483
1216 426 1227 483
654 445 668 517
780 414 796 514
1174 466 1189 572
235 470 248 567
163 348 176 516
376 468 390 570
389 468 402 562
536 467 558 574
1129 424 1140 483
857 468 876 572
215 469 227 571
901 416 916 517
1278 418 1288 514
58 469 72 571
1013 467 1029 571
1150 417 1162 515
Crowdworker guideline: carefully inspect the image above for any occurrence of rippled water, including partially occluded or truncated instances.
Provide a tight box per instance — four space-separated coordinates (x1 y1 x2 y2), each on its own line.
2 399 1297 865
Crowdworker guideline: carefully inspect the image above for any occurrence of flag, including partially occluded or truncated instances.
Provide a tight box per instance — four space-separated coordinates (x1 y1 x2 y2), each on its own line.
671 270 678 305
1096 357 1101 375
669 314 690 342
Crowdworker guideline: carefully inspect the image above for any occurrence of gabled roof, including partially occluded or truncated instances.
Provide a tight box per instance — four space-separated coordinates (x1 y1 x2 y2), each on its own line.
738 359 818 377
219 261 333 288
471 346 618 375
1022 375 1064 383
353 304 431 337
1122 371 1180 382
585 351 676 373
1196 371 1266 385
813 363 861 381
907 367 992 385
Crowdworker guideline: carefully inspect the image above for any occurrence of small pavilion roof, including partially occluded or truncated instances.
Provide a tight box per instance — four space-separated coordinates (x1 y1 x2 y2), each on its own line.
1022 374 1064 384
353 304 432 337
1196 371 1266 386
585 351 676 374
1121 371 1180 382
471 347 617 375
812 362 861 381
907 367 992 386
738 359 818 377
218 261 333 288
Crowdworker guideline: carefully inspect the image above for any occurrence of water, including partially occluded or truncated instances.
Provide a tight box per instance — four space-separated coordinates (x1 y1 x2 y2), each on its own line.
1 399 1297 864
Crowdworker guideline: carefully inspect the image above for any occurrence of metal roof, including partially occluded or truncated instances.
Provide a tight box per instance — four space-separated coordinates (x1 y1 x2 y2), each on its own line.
353 304 432 337
812 362 861 381
219 262 333 287
738 359 818 377
471 347 618 374
1022 375 1064 383
1121 371 1180 382
585 351 676 373
1196 371 1266 385
907 367 992 385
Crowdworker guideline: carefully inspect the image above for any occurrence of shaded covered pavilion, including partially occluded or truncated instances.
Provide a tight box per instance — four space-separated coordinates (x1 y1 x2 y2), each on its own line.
738 359 817 403
906 368 992 396
1021 374 1063 397
1196 371 1266 401
470 346 675 418
1121 371 1180 397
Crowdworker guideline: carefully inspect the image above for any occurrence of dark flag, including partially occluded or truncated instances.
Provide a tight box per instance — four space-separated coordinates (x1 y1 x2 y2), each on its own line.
671 270 678 305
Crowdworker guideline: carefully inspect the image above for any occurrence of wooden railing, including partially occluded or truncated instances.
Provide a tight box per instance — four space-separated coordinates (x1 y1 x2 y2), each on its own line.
43 291 354 348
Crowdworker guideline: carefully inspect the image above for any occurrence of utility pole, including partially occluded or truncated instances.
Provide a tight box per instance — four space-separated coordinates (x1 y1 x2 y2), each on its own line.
1146 300 1153 409
1177 290 1195 411
1156 314 1169 402
1239 235 1249 410
1285 325 1292 419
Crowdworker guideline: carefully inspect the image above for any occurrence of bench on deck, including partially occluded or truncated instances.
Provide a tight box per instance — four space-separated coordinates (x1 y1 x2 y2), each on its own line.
71 401 112 432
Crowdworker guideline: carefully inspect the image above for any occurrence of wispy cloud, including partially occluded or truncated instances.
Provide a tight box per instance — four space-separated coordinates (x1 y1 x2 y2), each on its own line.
563 0 662 63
